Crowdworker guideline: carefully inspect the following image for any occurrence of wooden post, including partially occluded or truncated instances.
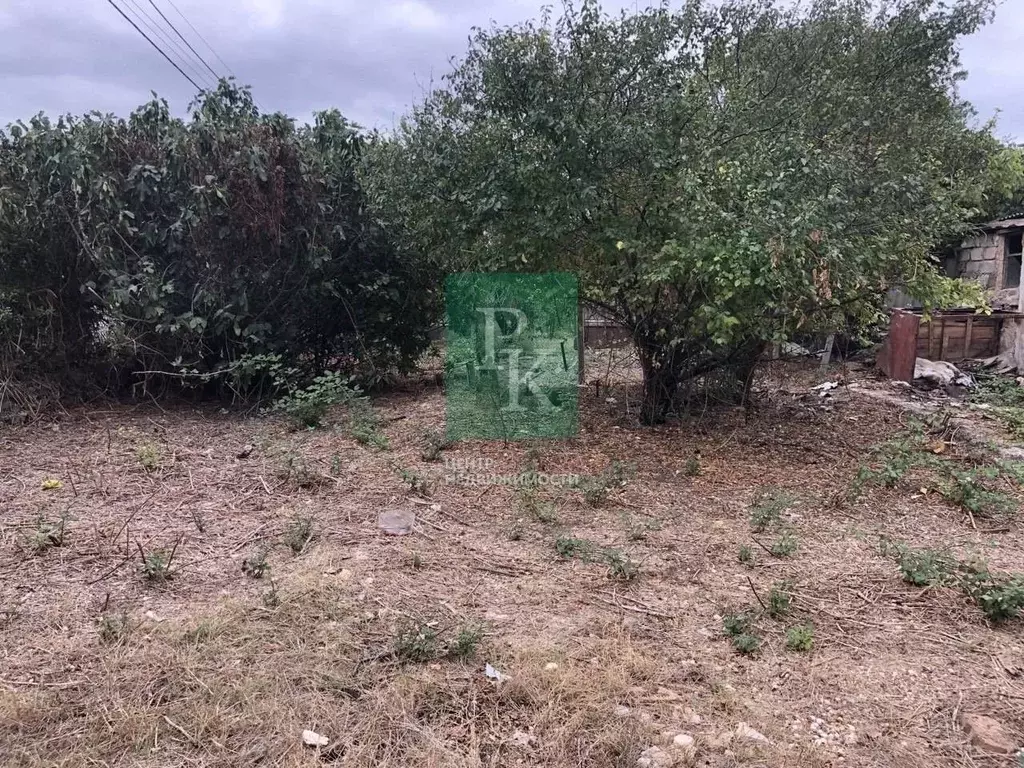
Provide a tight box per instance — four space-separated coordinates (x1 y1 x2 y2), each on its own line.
819 333 835 375
963 316 973 359
577 301 584 385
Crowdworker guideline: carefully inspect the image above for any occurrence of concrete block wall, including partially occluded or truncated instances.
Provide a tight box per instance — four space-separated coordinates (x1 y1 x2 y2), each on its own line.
956 231 1002 290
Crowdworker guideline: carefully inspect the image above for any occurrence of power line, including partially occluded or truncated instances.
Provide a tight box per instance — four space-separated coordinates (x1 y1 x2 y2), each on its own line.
147 0 220 84
160 0 266 112
120 0 216 90
106 0 203 92
163 0 236 79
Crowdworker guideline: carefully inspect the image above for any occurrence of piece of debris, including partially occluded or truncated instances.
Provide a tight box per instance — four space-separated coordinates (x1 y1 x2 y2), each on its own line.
236 444 254 459
484 662 508 682
734 722 769 744
960 713 1017 755
614 704 632 717
41 478 62 490
143 610 164 622
811 381 839 397
913 358 975 389
301 729 329 747
543 662 559 671
377 508 415 535
509 729 535 748
782 341 813 358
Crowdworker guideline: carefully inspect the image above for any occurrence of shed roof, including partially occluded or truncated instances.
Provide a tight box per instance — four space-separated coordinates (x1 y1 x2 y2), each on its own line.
983 213 1024 230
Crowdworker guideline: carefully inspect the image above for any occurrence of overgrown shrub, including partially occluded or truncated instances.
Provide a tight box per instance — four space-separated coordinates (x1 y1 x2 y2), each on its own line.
0 81 438 402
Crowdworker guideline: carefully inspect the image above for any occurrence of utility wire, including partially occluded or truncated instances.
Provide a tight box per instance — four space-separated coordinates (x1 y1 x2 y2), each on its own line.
163 0 237 78
147 0 221 84
120 0 216 90
160 0 266 112
106 0 203 92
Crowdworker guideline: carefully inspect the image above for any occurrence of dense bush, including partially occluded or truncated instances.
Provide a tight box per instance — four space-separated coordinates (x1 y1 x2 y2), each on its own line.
0 81 437 404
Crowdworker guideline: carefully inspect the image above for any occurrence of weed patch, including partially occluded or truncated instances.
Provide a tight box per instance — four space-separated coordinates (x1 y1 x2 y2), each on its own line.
749 487 796 532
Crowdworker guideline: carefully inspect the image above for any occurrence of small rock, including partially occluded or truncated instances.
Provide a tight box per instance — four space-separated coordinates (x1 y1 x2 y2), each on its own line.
236 444 254 459
676 706 702 724
377 508 416 535
734 722 769 744
614 705 632 718
544 662 559 671
672 733 695 749
961 713 1017 755
301 729 329 747
637 745 676 768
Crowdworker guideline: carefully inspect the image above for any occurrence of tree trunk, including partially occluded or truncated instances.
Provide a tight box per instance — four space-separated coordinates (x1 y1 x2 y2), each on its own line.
639 353 682 425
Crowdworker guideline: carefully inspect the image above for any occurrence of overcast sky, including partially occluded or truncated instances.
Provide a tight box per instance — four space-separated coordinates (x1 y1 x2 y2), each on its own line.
0 0 1021 141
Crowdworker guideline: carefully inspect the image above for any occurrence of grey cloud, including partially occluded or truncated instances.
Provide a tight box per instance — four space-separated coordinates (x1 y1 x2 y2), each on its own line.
0 0 1020 141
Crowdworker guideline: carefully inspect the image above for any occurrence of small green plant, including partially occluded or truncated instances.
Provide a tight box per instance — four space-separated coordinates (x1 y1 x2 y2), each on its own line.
394 621 439 662
137 442 160 471
770 531 798 557
897 547 954 586
683 452 701 477
138 539 178 583
853 429 935 491
262 578 281 608
732 633 760 655
767 581 793 617
97 611 131 645
28 513 69 553
785 623 815 651
348 398 390 449
602 548 640 581
421 430 451 462
275 372 357 429
939 467 1015 519
971 374 1024 439
737 545 754 566
518 488 558 524
448 624 484 659
398 468 431 496
241 547 270 579
279 452 331 489
749 487 795 532
881 539 1024 623
283 515 316 555
555 535 594 560
577 460 633 506
960 566 1024 623
722 611 754 637
625 514 661 541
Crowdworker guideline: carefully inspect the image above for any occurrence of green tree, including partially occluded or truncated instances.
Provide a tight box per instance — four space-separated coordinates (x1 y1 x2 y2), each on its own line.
367 0 996 422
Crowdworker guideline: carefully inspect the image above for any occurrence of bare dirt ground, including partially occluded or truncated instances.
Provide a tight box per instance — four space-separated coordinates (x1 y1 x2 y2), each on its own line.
2 360 1023 767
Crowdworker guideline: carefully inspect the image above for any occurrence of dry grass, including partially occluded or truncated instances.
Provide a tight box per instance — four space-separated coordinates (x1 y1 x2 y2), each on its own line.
2 362 1024 767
